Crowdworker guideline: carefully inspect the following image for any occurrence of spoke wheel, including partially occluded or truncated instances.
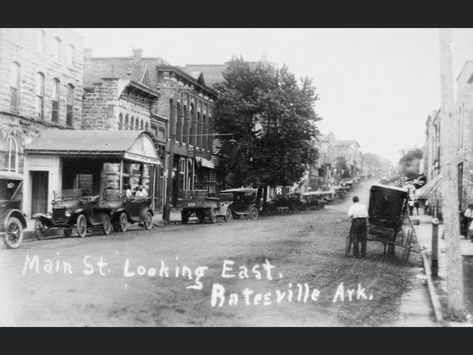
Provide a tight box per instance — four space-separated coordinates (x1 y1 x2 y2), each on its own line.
119 212 128 232
144 211 153 230
3 217 24 249
249 207 259 220
35 219 47 240
76 214 87 238
102 214 112 235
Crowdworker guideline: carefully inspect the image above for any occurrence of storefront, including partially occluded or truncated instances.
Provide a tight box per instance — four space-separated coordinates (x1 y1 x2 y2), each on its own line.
23 129 161 217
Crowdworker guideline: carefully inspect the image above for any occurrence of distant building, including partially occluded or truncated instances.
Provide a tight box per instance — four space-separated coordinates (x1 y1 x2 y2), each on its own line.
0 28 84 215
333 139 362 177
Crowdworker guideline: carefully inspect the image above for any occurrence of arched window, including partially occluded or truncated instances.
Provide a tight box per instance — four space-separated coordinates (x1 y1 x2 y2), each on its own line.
53 37 61 62
145 122 149 131
135 119 139 130
176 102 182 142
51 78 60 122
189 103 195 146
119 113 123 130
130 117 135 130
35 72 45 119
37 30 46 54
5 136 19 173
203 114 207 150
66 44 75 66
66 84 74 126
10 62 20 113
124 114 129 130
140 120 144 130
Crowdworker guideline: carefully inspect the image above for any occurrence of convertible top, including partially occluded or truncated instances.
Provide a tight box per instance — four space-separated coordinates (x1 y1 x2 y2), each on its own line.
220 188 257 193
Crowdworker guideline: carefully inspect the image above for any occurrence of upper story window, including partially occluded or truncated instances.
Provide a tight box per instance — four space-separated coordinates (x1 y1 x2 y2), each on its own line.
135 119 139 130
66 44 75 66
53 37 61 62
10 62 21 113
140 120 144 130
66 84 74 126
130 117 135 130
145 122 149 131
119 114 124 130
124 115 129 129
35 72 45 119
158 126 166 141
52 78 60 122
4 136 19 173
37 30 46 54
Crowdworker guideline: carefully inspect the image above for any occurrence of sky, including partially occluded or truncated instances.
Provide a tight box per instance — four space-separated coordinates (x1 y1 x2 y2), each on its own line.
78 28 473 164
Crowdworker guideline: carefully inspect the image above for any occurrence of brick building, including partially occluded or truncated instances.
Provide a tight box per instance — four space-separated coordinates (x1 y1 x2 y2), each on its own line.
83 49 219 208
0 28 84 215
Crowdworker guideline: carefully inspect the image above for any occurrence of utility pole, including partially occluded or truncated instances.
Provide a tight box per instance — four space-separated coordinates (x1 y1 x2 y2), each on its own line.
438 28 464 318
163 96 177 224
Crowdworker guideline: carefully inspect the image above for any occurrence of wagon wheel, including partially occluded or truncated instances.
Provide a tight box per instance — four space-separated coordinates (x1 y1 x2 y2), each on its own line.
101 214 112 235
76 214 87 238
144 211 153 230
3 217 24 249
34 219 47 240
345 233 353 256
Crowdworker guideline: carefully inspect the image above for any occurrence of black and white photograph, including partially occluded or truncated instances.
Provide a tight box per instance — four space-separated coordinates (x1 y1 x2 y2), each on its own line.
1 26 473 328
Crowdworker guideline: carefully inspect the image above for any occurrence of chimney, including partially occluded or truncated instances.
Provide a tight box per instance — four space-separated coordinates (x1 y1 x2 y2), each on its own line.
130 48 143 81
84 48 93 59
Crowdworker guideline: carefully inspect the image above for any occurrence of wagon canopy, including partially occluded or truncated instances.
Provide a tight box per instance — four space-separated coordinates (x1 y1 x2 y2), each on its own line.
25 129 161 166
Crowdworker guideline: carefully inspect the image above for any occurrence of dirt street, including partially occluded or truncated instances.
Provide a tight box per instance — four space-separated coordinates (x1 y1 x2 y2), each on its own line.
0 181 428 326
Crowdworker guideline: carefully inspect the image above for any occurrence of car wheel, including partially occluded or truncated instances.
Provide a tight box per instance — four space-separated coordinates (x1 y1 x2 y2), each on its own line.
249 207 259 220
119 212 128 232
144 211 153 230
101 214 112 235
35 219 47 240
76 214 87 238
3 217 24 249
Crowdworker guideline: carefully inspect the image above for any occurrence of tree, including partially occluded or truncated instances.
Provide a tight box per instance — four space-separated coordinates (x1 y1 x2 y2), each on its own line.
398 147 423 178
213 57 320 188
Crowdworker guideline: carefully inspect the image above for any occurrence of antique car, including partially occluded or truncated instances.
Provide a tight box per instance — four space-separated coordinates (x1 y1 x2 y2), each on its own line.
0 172 27 249
345 184 420 261
105 195 154 231
301 191 327 209
271 192 308 212
178 190 230 224
221 188 262 220
33 189 114 239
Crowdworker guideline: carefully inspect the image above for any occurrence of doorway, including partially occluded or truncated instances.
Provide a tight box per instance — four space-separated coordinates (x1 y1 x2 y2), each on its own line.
31 171 49 215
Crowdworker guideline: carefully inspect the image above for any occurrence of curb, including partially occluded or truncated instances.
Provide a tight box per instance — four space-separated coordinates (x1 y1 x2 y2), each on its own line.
421 250 444 323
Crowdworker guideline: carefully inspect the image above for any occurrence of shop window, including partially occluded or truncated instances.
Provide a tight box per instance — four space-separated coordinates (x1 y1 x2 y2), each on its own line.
10 62 20 113
35 72 45 119
52 78 60 122
66 84 74 126
3 136 19 173
179 159 186 174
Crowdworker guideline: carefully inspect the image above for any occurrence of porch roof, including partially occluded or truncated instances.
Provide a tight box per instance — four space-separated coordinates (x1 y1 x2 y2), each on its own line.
25 129 161 165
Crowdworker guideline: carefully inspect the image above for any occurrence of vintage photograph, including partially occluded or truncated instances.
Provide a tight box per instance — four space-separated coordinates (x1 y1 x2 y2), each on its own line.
1 28 473 327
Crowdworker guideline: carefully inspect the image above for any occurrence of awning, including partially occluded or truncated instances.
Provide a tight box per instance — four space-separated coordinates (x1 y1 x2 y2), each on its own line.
25 129 161 166
195 156 214 169
415 174 442 199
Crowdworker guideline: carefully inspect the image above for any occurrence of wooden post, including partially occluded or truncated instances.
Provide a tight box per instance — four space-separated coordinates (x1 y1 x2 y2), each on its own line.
439 28 464 318
432 202 439 277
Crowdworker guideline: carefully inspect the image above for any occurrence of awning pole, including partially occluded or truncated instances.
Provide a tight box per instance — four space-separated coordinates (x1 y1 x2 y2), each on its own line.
119 159 124 195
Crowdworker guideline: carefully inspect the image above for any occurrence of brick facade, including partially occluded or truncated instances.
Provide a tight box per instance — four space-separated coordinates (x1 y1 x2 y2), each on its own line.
0 28 84 175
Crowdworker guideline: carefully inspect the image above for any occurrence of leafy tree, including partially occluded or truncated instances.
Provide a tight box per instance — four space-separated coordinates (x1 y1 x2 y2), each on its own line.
214 57 320 188
398 147 423 178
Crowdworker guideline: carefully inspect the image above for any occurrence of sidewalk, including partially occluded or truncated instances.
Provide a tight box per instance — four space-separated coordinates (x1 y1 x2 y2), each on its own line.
411 212 473 326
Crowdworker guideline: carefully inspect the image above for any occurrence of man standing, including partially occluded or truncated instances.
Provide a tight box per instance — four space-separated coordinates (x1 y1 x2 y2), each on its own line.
348 195 369 258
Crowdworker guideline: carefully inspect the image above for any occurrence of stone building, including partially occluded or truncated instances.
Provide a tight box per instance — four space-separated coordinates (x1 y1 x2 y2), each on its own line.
83 49 219 208
0 28 84 214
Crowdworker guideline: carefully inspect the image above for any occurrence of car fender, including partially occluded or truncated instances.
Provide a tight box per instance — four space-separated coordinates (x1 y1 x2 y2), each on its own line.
2 209 28 231
74 208 84 215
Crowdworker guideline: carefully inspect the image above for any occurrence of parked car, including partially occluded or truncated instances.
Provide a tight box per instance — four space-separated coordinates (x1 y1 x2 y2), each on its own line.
221 188 262 219
106 195 154 231
178 190 230 224
33 189 114 239
0 172 27 249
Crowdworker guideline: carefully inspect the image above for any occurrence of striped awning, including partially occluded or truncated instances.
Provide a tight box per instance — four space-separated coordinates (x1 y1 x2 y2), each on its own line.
415 174 442 199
